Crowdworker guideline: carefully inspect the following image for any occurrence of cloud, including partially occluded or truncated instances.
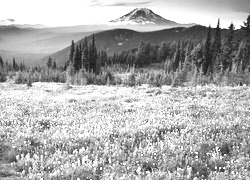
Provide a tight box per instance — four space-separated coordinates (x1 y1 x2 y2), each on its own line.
106 1 152 7
89 0 153 7
164 0 250 14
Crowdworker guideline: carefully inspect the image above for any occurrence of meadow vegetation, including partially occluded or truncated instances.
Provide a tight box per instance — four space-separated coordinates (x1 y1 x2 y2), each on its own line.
1 83 250 179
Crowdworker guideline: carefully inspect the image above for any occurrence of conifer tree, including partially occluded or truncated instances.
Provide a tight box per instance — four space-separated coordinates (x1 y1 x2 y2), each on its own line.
64 61 67 71
69 40 75 65
152 44 159 62
20 62 23 71
172 41 181 72
236 15 250 72
0 56 3 67
137 42 147 67
220 23 235 71
82 37 89 70
13 57 17 71
52 59 57 69
144 43 152 65
73 44 80 71
22 61 26 71
100 50 107 66
202 25 212 75
82 47 89 70
159 42 168 61
211 19 222 72
47 56 52 69
89 34 98 73
241 15 250 36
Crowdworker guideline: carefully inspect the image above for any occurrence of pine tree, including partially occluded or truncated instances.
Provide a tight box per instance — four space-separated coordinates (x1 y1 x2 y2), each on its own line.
137 42 147 67
236 15 250 72
52 59 57 69
202 25 212 75
64 61 67 71
82 47 89 70
152 44 159 62
220 23 235 71
172 41 181 72
12 57 17 71
100 50 107 66
0 56 3 67
144 43 152 65
47 57 52 69
20 62 23 71
89 34 98 73
184 42 193 68
191 43 203 70
73 44 80 71
69 40 75 65
211 19 222 72
159 42 168 61
22 61 26 71
180 41 186 64
241 15 250 36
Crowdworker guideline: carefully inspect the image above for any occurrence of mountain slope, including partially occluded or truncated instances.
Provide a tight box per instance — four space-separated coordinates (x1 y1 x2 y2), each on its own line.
110 8 178 26
109 8 195 28
42 26 216 66
0 26 97 64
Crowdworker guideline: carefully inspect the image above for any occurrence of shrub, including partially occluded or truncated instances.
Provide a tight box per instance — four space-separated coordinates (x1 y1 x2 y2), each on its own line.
26 78 32 87
15 71 26 84
0 71 7 82
126 73 136 87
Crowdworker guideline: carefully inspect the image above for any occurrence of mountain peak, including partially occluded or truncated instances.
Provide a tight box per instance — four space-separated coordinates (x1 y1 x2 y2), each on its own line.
109 8 178 26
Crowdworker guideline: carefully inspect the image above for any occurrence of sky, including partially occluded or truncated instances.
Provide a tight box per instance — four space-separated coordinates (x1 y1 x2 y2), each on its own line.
0 0 249 28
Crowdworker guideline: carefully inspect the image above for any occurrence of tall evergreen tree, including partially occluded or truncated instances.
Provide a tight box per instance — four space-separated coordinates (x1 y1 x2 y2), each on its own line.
236 15 250 72
137 42 147 67
144 43 152 65
241 15 250 36
69 40 75 65
202 25 212 75
52 59 57 69
73 44 81 71
13 57 17 71
191 43 204 69
172 40 181 72
0 56 3 67
47 56 53 69
82 47 89 70
20 62 23 71
159 42 168 61
82 37 89 70
22 61 26 71
211 19 222 72
89 34 98 73
99 50 107 66
220 23 235 71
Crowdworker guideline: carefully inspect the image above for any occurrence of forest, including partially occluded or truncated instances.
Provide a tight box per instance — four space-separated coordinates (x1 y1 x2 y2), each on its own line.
0 15 250 87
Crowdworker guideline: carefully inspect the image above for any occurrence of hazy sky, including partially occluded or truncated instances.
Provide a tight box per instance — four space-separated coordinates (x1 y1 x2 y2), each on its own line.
1 0 249 28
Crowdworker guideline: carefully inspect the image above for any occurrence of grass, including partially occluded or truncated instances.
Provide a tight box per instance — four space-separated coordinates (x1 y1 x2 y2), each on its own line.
0 82 250 179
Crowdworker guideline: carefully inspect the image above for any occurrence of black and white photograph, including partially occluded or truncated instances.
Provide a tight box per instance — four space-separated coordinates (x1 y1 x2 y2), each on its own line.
0 0 250 179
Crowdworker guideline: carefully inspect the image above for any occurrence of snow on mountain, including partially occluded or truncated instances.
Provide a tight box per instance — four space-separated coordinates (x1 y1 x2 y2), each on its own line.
109 8 179 26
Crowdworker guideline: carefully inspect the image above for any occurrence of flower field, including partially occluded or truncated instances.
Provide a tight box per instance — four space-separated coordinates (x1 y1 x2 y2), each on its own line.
1 82 250 179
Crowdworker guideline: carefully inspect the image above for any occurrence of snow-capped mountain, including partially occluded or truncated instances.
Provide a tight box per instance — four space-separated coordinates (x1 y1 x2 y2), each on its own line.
110 8 179 26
